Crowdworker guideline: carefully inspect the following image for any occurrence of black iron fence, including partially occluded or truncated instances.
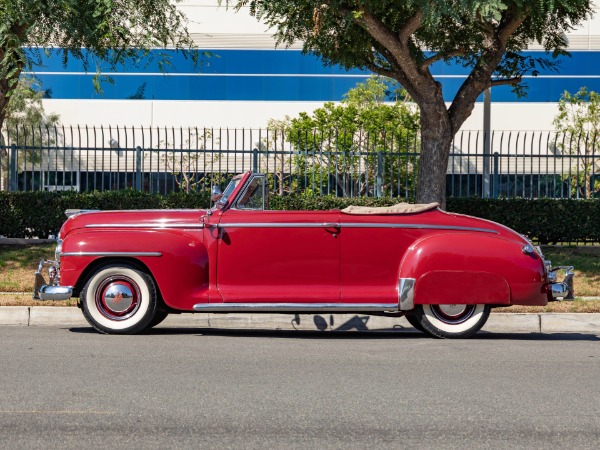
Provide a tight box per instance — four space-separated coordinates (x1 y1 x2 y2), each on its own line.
1 126 599 199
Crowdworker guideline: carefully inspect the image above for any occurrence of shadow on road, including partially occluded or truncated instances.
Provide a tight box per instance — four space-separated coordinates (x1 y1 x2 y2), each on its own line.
67 326 600 341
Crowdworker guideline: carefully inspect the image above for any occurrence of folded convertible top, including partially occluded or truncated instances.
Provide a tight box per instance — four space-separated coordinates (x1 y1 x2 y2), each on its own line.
341 203 439 215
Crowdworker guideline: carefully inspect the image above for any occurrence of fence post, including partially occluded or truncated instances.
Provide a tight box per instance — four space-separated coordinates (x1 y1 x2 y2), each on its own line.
252 148 259 173
492 152 499 199
135 146 143 191
9 144 17 192
376 150 383 198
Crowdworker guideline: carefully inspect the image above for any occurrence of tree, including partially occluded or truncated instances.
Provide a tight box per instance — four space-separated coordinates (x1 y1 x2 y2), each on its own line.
0 0 199 131
0 76 60 190
554 87 600 198
228 0 592 206
262 76 419 197
157 129 225 193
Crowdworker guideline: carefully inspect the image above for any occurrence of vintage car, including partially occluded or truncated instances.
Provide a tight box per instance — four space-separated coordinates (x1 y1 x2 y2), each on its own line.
34 171 574 338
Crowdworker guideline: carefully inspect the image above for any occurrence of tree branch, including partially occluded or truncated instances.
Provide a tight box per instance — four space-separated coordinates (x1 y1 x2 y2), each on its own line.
421 50 466 70
490 76 522 87
398 10 423 43
448 8 531 133
498 8 530 42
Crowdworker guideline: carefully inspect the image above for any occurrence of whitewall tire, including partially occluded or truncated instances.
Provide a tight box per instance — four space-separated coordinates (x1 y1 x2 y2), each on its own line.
414 304 491 339
80 264 158 334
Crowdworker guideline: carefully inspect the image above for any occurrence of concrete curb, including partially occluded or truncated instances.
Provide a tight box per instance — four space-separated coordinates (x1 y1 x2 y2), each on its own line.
2 307 600 333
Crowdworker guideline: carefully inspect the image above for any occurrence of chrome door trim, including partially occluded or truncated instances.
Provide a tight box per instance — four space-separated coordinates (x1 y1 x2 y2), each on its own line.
342 223 498 233
398 278 416 311
86 223 205 229
216 223 340 228
60 251 162 257
215 222 497 233
193 303 399 312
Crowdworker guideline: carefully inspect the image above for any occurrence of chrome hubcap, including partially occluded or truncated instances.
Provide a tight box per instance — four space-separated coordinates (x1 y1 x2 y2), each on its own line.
95 276 141 321
103 284 134 313
437 304 468 318
430 304 476 324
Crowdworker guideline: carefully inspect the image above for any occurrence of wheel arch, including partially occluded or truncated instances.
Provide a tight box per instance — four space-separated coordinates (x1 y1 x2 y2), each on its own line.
398 232 531 306
73 257 163 306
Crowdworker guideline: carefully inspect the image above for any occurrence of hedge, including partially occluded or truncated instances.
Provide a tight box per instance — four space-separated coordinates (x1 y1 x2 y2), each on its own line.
0 190 598 244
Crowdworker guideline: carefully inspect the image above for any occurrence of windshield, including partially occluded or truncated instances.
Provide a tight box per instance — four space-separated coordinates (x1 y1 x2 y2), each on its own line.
217 176 242 206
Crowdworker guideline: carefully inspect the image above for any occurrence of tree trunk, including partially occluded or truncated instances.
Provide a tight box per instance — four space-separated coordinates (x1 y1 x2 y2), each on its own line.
0 85 8 191
416 107 453 209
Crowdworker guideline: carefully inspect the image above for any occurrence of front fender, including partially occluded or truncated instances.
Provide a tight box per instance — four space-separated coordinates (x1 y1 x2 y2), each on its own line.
60 229 208 311
399 233 547 306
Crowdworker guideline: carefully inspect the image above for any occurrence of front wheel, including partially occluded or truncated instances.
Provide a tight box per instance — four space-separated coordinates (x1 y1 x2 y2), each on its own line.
80 264 159 334
413 304 491 339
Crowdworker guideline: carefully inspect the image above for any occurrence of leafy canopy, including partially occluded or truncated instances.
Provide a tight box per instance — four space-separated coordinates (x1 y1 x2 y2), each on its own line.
231 0 591 107
0 0 199 112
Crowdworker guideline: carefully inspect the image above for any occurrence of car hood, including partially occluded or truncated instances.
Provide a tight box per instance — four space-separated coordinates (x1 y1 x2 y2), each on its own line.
59 209 208 238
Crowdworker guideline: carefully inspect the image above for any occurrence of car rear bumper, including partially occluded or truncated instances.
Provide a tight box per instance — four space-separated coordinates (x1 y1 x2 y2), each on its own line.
548 265 574 300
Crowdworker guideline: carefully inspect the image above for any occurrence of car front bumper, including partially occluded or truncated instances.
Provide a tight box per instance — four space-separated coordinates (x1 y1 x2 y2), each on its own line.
33 260 73 301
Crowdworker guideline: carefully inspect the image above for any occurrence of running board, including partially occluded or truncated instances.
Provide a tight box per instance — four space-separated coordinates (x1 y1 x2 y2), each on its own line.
192 303 399 313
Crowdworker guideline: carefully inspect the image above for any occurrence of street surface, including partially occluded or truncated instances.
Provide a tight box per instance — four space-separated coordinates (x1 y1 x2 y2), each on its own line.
1 326 600 449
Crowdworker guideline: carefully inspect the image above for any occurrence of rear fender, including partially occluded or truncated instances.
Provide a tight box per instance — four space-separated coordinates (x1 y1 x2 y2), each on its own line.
398 233 544 306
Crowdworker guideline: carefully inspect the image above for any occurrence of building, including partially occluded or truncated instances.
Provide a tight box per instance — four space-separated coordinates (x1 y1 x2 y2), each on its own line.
30 1 600 131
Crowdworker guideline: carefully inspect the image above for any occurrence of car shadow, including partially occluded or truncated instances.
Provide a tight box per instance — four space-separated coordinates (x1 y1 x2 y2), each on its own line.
67 327 600 341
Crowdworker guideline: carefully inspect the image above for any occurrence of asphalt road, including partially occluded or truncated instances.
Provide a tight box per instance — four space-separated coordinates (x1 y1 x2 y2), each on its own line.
1 326 600 449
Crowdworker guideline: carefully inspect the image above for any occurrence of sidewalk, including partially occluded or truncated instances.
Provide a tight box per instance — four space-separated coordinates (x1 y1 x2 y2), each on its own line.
1 306 600 333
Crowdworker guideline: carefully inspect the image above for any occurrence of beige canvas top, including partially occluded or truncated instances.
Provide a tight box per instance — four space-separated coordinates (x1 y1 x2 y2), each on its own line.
341 203 439 215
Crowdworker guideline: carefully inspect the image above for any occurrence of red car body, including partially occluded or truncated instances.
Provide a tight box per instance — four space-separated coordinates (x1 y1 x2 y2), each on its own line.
34 171 573 338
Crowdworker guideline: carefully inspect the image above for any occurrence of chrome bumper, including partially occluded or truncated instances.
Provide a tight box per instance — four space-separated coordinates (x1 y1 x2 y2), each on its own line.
547 265 574 300
33 260 73 301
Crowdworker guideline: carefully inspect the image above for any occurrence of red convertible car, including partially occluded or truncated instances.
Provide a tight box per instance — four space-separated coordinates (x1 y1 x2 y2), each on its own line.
34 171 574 338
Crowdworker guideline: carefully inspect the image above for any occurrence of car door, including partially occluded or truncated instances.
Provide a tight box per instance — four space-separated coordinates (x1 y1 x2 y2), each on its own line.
216 177 341 303
339 214 419 305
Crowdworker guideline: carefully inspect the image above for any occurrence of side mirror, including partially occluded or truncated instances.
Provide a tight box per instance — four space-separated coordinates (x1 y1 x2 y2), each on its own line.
210 185 223 203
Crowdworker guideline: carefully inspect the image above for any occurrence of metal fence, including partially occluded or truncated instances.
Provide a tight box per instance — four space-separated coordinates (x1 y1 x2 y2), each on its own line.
1 126 599 199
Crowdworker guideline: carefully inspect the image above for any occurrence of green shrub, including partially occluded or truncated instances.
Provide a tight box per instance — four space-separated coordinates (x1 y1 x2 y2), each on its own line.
0 190 597 244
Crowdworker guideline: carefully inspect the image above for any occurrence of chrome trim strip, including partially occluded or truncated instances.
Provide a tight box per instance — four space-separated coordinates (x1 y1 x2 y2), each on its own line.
342 223 498 233
60 252 162 257
217 222 340 228
216 223 497 233
86 223 204 229
398 278 416 311
193 303 398 312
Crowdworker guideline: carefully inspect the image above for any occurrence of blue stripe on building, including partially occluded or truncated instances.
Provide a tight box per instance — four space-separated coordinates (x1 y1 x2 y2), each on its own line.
29 49 600 102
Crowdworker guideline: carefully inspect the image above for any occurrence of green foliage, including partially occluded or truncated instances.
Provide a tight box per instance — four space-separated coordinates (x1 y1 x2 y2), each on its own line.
553 87 600 198
0 76 61 190
1 189 598 244
0 190 211 239
264 76 420 197
447 197 600 244
230 0 591 96
3 76 60 136
0 0 201 126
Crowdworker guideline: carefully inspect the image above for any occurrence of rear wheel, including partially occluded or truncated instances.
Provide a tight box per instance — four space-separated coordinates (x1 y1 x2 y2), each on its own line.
80 264 158 335
414 304 491 339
